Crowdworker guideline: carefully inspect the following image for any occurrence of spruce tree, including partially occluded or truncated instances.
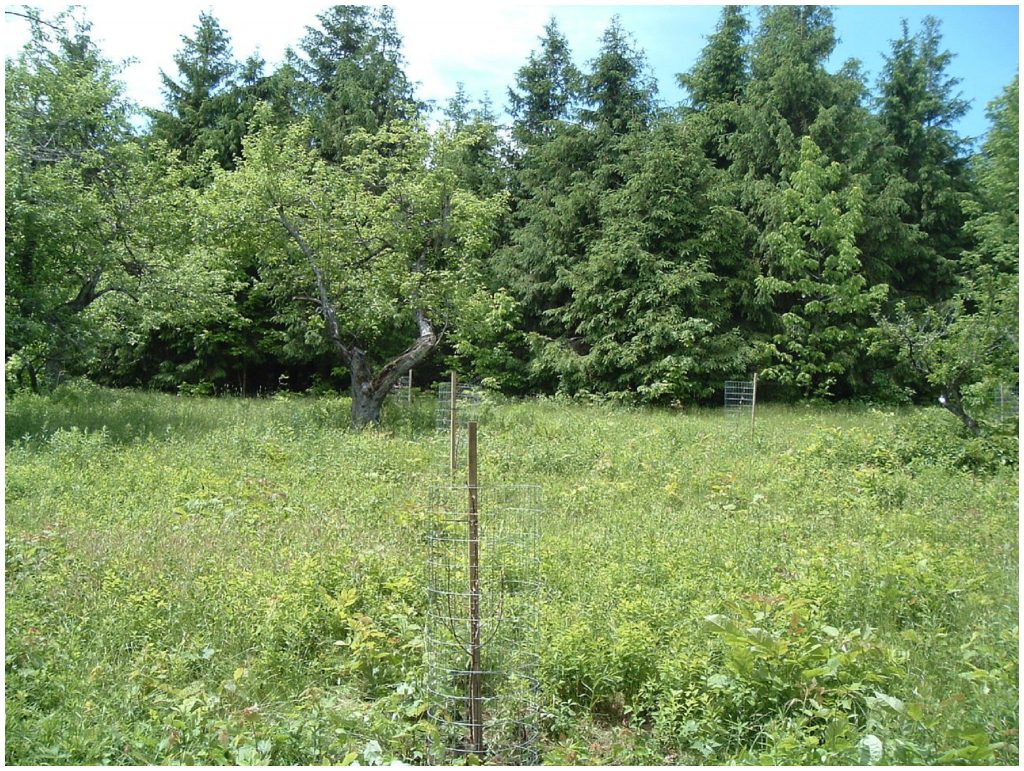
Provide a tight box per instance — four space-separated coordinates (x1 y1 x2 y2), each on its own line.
877 16 971 301
507 18 582 148
678 5 749 110
757 138 889 397
150 12 241 170
293 4 417 159
581 15 656 138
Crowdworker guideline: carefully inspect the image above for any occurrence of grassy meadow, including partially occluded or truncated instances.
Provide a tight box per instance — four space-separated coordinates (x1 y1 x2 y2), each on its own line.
4 382 1019 765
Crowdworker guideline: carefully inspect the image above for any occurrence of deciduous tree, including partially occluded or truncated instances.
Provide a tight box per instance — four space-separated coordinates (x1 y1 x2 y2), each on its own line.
5 9 231 389
203 114 505 426
878 76 1019 433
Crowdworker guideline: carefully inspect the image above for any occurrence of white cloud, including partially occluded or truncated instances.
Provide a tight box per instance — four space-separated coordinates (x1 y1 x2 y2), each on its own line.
4 1 562 113
391 3 553 110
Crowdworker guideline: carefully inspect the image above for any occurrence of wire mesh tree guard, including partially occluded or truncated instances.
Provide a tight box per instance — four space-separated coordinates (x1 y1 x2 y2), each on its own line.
388 370 413 403
724 373 759 438
993 383 1019 422
425 423 540 764
436 372 484 471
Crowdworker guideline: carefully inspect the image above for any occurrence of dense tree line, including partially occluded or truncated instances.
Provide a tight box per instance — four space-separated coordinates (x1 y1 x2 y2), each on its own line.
5 5 1018 429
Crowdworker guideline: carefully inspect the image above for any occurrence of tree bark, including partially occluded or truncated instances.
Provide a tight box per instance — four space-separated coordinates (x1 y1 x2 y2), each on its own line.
940 381 981 437
348 309 439 428
275 206 440 429
349 348 380 427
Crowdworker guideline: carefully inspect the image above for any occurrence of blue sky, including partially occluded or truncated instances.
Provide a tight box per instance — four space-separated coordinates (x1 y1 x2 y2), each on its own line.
453 3 1018 143
4 2 1019 142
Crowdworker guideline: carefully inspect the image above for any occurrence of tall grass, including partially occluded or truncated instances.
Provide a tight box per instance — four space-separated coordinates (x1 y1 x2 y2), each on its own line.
5 382 1018 764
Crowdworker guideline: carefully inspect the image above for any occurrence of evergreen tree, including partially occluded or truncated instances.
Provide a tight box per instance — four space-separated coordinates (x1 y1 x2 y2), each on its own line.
507 18 582 148
150 12 242 170
730 5 838 178
677 6 750 168
877 16 971 301
495 19 589 375
961 76 1019 278
757 138 889 397
444 82 472 128
447 94 508 199
678 5 749 110
293 4 418 159
708 6 915 397
581 16 657 138
552 119 754 400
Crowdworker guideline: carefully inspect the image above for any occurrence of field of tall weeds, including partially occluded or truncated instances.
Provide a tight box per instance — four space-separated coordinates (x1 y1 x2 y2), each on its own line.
5 382 1018 764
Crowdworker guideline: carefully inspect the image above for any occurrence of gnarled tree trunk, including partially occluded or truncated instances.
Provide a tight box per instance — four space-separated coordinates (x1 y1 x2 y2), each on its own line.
347 310 438 428
277 206 440 429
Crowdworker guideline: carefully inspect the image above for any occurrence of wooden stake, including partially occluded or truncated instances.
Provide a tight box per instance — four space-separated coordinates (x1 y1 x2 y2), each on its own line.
450 371 458 474
466 421 483 754
751 371 758 440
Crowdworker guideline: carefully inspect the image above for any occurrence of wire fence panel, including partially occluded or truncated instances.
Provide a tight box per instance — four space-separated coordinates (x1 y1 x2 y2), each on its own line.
435 382 483 431
724 380 755 411
993 383 1019 421
390 374 411 394
425 483 541 765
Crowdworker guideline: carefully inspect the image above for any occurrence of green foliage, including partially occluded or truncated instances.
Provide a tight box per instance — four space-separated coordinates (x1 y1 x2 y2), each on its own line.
507 18 582 148
5 392 1018 764
678 6 749 110
291 5 419 161
4 9 234 390
869 74 1018 435
7 5 1010 408
447 289 532 393
581 16 657 137
551 120 755 401
732 5 840 177
876 17 971 300
758 137 889 397
199 112 506 423
149 11 246 171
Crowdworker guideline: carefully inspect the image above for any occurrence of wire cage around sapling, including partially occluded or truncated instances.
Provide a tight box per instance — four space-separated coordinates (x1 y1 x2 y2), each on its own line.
992 383 1019 422
435 381 484 432
425 482 541 765
436 379 488 471
723 375 759 439
380 373 436 435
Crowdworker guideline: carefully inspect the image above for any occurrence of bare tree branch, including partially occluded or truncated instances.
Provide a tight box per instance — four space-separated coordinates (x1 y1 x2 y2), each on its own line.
4 9 63 33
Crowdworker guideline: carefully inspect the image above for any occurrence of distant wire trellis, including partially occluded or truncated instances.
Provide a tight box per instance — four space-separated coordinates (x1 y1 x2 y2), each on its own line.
724 375 759 438
435 381 483 431
993 383 1019 421
391 373 412 394
425 481 541 764
436 379 484 471
724 380 755 411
